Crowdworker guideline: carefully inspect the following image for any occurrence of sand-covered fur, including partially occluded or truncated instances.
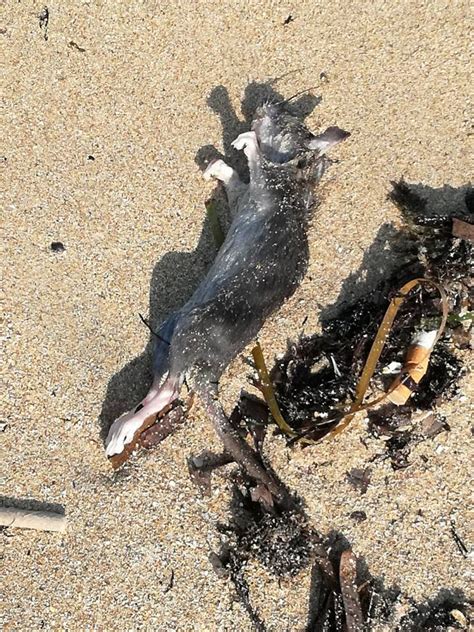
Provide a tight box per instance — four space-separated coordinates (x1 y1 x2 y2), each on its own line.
2 2 472 630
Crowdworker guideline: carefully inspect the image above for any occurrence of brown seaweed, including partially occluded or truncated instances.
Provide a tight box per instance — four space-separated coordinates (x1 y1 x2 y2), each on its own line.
234 181 471 451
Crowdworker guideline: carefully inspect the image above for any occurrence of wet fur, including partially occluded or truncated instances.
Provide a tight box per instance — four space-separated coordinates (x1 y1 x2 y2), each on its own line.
105 100 349 501
170 160 310 384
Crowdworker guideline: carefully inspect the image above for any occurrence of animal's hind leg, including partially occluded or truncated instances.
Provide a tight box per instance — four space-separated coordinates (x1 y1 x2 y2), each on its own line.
203 158 247 209
105 376 179 457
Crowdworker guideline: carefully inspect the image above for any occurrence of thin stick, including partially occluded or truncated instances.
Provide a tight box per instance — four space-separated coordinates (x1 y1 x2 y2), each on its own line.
0 507 67 532
138 313 170 345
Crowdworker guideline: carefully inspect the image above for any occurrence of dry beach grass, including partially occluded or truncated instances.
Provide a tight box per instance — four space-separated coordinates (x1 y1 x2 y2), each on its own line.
1 1 473 629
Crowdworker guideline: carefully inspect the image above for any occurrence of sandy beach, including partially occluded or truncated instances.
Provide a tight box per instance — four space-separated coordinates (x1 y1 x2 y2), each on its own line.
1 1 472 629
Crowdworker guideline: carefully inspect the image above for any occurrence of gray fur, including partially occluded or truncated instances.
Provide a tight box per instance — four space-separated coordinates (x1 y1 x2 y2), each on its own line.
159 104 349 389
106 102 349 492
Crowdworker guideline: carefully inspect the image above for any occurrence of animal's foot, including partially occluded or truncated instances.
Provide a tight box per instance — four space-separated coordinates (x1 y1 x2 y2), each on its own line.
105 410 143 457
105 378 178 457
140 404 186 448
203 157 247 209
203 158 235 184
231 130 259 156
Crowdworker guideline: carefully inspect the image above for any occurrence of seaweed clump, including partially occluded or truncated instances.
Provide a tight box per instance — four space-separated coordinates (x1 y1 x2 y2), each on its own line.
397 590 473 631
209 481 318 631
242 181 471 447
216 483 317 577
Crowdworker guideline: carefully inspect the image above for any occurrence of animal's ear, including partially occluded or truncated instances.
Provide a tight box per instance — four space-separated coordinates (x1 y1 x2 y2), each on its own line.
307 126 350 153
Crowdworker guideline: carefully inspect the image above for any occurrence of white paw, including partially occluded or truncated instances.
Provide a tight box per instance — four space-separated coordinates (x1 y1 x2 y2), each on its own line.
203 158 233 182
231 131 258 152
105 411 143 457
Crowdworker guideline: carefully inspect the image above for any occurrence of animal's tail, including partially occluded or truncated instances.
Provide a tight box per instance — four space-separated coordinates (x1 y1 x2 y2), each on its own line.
198 384 293 509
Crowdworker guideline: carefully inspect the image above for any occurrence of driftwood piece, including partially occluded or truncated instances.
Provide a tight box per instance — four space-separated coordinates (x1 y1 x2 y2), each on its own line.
0 507 67 532
339 549 364 631
452 217 474 241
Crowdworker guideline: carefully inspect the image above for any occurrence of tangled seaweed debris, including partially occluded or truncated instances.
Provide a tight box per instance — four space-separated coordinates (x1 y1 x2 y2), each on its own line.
216 483 316 577
210 488 374 632
305 532 402 631
367 406 452 469
212 517 419 631
138 182 471 629
214 509 472 630
208 481 317 631
396 590 473 631
204 182 472 629
235 181 471 452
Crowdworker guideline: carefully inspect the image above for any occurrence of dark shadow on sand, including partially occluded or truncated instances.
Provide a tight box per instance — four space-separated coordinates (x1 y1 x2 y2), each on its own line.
0 496 66 515
319 180 473 324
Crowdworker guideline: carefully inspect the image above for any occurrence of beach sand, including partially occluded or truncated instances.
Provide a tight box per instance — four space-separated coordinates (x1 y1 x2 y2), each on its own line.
1 1 472 629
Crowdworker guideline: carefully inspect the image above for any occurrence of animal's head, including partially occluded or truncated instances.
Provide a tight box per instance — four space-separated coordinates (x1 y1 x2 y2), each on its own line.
252 101 350 182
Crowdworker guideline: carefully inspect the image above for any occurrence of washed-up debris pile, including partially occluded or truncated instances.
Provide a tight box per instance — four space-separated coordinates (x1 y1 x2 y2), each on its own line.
244 181 472 450
211 182 472 629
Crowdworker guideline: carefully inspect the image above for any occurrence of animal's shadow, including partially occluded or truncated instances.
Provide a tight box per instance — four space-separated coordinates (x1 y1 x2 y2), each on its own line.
98 81 321 442
97 234 213 441
318 221 421 324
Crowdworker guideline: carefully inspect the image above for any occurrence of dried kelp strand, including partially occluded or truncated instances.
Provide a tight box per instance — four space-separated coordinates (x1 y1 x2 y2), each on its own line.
205 199 225 248
252 341 297 438
323 277 448 440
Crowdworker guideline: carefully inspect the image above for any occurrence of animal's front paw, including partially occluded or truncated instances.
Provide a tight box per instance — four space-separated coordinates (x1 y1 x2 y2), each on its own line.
105 411 143 457
231 131 258 153
202 158 234 184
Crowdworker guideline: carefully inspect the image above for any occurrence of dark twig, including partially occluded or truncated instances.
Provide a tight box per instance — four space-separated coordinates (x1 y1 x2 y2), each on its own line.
138 313 170 346
339 550 364 631
163 569 174 593
450 518 469 558
38 6 49 40
228 552 267 632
